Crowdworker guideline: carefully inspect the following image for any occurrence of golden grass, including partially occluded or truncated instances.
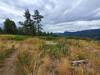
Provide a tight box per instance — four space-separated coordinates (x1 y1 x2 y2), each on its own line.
16 37 100 75
0 37 19 63
0 35 99 75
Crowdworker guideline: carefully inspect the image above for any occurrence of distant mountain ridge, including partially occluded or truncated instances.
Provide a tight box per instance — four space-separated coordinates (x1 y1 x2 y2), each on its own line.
55 29 100 39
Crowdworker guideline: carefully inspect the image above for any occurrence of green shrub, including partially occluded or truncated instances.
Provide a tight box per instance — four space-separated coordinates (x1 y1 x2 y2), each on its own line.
17 52 30 65
16 51 31 75
43 43 69 59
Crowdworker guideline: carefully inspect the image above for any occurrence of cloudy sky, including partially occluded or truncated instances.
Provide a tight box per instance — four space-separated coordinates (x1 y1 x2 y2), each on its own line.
0 0 100 32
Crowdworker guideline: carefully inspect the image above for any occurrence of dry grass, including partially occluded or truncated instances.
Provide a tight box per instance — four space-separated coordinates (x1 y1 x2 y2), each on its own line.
0 37 19 63
0 35 100 75
16 38 44 75
55 58 71 75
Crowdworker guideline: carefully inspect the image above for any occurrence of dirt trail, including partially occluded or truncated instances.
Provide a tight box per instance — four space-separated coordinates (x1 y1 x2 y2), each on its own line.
0 49 18 75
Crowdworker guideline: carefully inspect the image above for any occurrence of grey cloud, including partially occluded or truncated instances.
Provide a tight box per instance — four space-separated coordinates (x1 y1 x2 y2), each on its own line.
44 20 100 32
0 0 100 32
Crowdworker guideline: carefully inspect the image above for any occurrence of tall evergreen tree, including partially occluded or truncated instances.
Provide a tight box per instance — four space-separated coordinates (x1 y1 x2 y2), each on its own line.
4 18 17 34
19 9 36 35
17 27 24 35
32 10 43 35
0 27 3 34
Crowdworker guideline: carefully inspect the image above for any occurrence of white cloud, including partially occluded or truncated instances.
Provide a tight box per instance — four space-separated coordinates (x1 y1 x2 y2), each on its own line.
0 0 100 32
44 20 100 32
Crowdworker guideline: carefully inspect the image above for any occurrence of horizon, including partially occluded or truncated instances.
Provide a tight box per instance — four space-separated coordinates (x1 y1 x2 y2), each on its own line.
0 0 100 32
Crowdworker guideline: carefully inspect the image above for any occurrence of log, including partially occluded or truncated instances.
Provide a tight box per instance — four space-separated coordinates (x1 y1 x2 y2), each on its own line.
71 59 88 66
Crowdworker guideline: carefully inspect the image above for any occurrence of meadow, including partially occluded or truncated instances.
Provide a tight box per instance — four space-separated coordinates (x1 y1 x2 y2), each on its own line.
0 35 100 75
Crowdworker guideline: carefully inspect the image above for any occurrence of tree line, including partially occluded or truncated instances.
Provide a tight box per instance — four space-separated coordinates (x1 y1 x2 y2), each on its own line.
0 9 54 36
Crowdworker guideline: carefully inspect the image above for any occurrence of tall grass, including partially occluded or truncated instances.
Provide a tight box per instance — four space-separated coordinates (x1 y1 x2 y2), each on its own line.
16 38 44 75
0 37 18 63
2 36 98 75
17 38 100 75
0 49 12 63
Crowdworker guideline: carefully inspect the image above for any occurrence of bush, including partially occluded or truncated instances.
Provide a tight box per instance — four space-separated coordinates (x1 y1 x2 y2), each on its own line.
43 43 69 59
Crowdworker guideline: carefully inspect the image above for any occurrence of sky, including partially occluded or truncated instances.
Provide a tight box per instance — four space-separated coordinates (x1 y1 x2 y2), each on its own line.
0 0 100 32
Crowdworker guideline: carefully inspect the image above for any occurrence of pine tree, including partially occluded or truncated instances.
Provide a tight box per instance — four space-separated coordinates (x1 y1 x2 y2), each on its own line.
32 10 43 35
19 9 36 35
0 27 3 34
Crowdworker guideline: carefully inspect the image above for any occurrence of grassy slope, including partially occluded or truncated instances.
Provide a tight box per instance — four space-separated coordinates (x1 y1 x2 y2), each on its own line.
0 35 100 75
